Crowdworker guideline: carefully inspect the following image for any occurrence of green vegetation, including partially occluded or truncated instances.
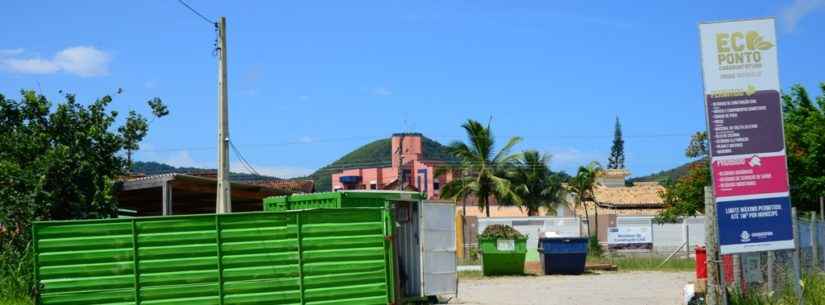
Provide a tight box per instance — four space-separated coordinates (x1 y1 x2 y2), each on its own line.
303 136 457 191
588 255 695 272
507 151 566 216
725 273 825 305
130 161 280 181
567 162 604 237
0 91 166 301
439 120 523 217
607 116 625 169
629 160 696 184
480 224 525 239
457 271 485 280
0 298 32 305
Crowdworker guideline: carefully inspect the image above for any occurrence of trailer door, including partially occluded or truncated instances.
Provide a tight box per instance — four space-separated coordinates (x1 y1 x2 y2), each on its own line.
419 201 457 297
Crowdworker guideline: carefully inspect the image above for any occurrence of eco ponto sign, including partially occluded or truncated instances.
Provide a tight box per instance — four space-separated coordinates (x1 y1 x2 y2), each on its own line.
699 18 794 254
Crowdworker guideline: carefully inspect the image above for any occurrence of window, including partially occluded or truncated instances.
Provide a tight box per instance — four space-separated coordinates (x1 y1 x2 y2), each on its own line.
433 179 441 191
417 169 428 193
370 183 377 190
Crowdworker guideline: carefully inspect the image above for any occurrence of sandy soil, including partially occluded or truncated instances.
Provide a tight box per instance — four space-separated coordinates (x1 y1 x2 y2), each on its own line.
453 271 692 305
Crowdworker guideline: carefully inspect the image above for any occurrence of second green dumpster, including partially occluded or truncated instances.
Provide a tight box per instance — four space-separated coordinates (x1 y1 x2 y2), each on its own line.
478 224 527 276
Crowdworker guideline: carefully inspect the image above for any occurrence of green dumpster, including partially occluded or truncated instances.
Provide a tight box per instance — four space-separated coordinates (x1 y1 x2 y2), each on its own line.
479 237 528 275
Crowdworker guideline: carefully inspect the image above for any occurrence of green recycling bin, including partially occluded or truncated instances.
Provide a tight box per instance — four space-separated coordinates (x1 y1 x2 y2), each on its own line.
479 237 528 275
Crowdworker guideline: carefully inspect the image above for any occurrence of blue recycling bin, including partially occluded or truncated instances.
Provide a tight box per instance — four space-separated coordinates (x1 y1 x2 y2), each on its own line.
538 237 589 275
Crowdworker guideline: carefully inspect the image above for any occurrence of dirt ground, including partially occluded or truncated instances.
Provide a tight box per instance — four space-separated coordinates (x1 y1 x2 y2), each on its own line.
454 271 692 305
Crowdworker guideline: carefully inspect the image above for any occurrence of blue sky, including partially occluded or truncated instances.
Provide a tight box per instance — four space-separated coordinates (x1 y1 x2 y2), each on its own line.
2 1 824 178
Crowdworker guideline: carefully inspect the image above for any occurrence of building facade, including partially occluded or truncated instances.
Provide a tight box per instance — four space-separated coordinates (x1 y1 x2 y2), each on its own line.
331 133 453 199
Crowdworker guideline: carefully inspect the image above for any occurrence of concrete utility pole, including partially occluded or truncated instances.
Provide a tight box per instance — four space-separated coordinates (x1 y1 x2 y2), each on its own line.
216 16 231 213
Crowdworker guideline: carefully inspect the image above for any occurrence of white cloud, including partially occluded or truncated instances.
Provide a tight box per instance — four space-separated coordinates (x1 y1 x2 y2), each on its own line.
298 136 316 144
144 80 157 89
0 48 24 57
781 0 825 32
371 87 393 96
231 162 313 178
546 148 602 172
2 58 60 74
0 46 111 77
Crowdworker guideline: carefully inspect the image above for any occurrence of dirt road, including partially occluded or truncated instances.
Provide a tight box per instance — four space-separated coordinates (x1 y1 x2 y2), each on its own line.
454 271 692 305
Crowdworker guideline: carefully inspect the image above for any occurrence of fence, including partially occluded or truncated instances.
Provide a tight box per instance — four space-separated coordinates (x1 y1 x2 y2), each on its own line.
465 216 706 261
736 214 825 297
628 216 706 255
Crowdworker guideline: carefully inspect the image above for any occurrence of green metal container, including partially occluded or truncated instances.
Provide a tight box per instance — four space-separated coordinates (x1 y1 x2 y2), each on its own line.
263 191 426 212
264 191 458 303
479 237 528 276
33 208 395 305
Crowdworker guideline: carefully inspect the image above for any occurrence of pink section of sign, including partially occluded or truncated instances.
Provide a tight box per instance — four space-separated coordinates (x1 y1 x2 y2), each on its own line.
712 155 789 198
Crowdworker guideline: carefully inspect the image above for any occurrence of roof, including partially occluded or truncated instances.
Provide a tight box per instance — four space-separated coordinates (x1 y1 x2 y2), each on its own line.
592 182 665 208
117 173 297 215
245 179 315 194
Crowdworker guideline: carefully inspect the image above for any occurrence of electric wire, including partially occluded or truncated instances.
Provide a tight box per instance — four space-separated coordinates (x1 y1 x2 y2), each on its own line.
176 0 216 25
229 140 262 176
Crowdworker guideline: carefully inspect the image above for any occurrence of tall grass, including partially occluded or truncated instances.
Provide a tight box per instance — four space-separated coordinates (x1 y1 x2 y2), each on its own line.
0 242 33 305
727 273 825 305
588 255 696 272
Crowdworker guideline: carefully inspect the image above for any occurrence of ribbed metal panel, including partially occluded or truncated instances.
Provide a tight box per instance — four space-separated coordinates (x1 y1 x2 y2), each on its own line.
34 209 391 305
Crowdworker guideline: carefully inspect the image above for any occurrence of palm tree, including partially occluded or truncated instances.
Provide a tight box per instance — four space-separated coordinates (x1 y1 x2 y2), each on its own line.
567 162 603 237
439 119 523 217
508 150 565 216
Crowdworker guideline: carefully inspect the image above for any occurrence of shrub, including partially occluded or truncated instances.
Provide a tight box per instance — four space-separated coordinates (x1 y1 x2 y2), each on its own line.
479 224 524 239
588 235 604 257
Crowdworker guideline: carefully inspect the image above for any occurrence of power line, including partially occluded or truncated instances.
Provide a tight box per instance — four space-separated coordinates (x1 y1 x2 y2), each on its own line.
139 132 695 153
229 140 261 176
176 0 216 25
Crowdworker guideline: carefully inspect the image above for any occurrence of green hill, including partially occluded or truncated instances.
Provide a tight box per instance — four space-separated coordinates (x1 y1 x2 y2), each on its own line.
130 161 280 181
629 159 705 184
303 136 457 191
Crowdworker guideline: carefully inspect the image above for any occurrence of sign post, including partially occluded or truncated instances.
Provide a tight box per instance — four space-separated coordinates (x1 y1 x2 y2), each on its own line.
699 18 794 255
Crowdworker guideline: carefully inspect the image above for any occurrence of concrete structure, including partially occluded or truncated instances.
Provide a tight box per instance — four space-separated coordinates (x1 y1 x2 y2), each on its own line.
331 133 453 199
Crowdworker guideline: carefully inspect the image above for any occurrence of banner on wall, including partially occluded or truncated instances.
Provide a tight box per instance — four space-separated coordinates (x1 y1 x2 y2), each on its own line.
699 18 794 254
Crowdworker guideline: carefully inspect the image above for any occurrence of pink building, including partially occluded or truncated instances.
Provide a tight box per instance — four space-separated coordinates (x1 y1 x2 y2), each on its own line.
331 133 454 199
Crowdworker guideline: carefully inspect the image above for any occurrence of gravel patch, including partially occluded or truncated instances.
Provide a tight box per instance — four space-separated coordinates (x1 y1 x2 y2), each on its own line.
454 271 692 305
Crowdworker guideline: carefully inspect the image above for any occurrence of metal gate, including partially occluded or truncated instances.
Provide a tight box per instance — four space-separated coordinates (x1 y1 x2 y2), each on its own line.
420 201 457 297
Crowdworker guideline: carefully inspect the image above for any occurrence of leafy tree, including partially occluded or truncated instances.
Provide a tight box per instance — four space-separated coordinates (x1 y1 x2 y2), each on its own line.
656 131 712 222
0 90 166 298
121 97 169 168
508 150 565 216
439 119 523 217
567 162 603 237
685 131 708 159
783 84 825 210
607 116 625 169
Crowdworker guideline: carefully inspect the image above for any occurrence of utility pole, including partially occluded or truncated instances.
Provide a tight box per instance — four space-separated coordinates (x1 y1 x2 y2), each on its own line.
216 16 231 213
705 186 726 305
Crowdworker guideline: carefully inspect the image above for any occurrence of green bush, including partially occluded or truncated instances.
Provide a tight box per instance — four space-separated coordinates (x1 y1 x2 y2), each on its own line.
480 224 524 239
588 235 604 257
